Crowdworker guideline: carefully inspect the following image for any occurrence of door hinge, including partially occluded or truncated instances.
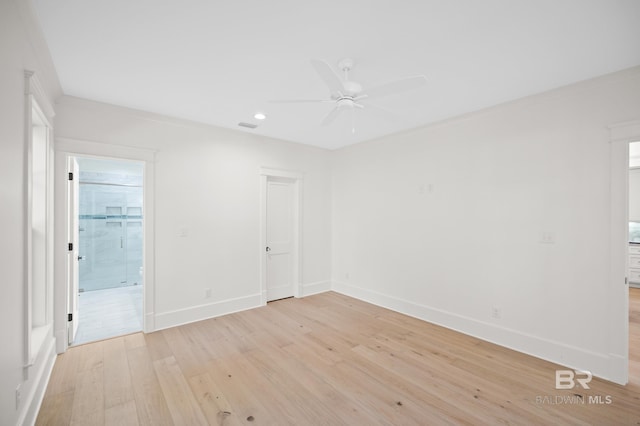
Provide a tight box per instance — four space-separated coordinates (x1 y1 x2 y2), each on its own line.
68 243 73 251
68 313 72 322
68 172 73 181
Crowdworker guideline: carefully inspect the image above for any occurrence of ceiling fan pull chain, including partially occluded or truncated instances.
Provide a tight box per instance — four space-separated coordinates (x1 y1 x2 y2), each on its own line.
351 109 356 135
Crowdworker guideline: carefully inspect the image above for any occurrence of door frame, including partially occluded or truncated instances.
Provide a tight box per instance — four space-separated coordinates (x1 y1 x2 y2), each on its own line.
259 167 303 306
54 137 156 354
608 119 640 384
67 157 79 345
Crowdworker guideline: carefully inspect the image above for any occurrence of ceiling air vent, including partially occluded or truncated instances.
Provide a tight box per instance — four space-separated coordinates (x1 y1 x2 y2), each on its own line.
238 122 258 129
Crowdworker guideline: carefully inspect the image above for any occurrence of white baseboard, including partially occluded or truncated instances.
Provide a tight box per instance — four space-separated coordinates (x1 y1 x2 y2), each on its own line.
332 281 625 385
154 282 330 333
19 335 56 426
54 328 66 354
144 312 155 333
300 281 331 297
154 294 262 331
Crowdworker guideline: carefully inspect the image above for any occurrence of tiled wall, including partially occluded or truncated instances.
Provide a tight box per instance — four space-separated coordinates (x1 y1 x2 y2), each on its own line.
78 171 143 292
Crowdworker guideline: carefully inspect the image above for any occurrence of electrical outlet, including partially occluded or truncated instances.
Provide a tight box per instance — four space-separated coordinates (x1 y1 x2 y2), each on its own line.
205 288 212 298
16 384 21 409
491 306 502 319
418 183 434 195
345 273 350 281
540 231 555 244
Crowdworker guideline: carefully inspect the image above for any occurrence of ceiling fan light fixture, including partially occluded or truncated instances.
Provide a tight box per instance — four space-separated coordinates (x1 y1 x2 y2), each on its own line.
337 98 355 108
271 58 428 135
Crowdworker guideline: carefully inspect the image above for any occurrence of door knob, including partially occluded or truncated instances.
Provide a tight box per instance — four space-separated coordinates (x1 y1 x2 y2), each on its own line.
266 247 271 252
77 255 84 261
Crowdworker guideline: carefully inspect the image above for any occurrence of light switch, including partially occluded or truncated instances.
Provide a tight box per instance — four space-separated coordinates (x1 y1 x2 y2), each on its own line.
540 231 555 244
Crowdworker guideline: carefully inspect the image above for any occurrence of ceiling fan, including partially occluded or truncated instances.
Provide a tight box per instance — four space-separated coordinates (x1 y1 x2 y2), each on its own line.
271 58 428 134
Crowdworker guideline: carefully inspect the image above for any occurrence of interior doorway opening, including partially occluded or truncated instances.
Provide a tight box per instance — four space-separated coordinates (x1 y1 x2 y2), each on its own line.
628 141 640 384
70 156 144 345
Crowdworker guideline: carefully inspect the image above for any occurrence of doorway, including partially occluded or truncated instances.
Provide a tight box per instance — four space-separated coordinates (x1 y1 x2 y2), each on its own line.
259 168 302 304
70 156 144 345
629 141 640 384
608 121 640 385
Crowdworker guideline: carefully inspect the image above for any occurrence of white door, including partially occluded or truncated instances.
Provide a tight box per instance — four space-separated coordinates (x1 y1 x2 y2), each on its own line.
266 178 295 301
67 157 80 345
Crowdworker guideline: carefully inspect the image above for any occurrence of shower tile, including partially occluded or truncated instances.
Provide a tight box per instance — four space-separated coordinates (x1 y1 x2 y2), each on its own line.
127 207 142 216
106 206 122 215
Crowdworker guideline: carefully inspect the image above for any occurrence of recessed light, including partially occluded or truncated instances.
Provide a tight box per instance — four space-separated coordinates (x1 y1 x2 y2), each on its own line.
254 112 266 120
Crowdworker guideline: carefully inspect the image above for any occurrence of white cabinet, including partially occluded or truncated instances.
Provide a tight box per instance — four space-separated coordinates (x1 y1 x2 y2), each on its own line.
629 244 640 287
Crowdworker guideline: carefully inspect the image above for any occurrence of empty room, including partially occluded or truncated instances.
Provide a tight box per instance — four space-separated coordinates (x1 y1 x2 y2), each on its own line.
3 0 640 424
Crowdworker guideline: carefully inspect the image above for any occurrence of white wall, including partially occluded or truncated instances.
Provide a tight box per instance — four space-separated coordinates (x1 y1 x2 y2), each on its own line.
0 1 61 425
331 67 640 384
53 96 333 330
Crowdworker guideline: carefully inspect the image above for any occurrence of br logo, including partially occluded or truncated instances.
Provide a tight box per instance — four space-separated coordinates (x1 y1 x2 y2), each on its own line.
555 370 592 390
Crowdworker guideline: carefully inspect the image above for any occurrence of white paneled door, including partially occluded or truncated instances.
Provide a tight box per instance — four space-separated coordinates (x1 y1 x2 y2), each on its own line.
266 177 295 301
67 157 80 345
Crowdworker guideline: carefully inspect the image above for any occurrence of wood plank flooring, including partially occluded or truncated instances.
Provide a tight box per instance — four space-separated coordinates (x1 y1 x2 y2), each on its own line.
37 290 640 425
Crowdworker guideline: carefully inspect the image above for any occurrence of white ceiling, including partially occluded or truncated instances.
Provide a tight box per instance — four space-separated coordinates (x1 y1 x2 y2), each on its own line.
33 0 640 150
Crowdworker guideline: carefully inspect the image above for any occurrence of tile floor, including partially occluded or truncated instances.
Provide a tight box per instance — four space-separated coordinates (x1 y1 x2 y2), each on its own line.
73 285 143 345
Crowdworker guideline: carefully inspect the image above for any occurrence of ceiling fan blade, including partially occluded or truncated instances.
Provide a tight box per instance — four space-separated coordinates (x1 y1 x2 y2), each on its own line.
311 60 344 96
361 75 427 101
364 103 397 121
321 106 341 126
269 99 333 103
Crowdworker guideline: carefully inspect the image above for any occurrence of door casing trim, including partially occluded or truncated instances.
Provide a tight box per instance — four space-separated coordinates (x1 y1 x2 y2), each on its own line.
54 137 156 354
607 119 640 384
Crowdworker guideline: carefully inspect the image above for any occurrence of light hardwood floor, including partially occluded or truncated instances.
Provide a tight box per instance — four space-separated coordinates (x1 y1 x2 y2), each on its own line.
37 290 640 425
